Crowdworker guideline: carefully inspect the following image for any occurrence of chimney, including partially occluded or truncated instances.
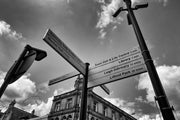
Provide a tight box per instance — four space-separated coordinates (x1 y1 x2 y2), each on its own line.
31 109 35 115
9 99 16 108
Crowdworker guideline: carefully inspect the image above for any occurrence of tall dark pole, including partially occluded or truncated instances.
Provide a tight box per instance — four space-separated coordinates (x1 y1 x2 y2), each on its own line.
79 63 89 120
122 0 175 119
0 79 10 98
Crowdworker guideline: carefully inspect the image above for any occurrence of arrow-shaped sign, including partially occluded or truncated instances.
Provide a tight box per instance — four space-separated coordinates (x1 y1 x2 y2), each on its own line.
43 29 86 75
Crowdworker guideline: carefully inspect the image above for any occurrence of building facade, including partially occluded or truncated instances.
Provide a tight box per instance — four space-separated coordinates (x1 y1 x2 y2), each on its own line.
0 100 37 120
28 115 48 120
48 77 137 120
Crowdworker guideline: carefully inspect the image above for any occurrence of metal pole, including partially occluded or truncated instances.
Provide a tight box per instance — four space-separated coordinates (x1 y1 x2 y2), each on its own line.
0 80 9 98
79 63 89 120
123 0 175 119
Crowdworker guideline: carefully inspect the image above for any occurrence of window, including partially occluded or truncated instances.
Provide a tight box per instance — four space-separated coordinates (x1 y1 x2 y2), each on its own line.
61 116 66 120
55 117 59 120
119 114 125 120
112 111 116 120
91 117 94 120
79 96 81 107
54 101 61 112
93 101 98 112
67 115 72 120
103 106 108 117
66 98 73 109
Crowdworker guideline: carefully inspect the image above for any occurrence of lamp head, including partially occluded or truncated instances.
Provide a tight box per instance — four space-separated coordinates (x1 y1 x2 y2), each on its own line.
5 45 47 84
25 45 47 61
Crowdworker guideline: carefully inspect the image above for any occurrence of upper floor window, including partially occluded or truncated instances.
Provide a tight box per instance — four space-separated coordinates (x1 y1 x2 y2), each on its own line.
103 106 108 117
91 117 94 120
55 117 59 120
54 101 61 112
66 98 73 109
119 114 125 120
79 96 81 107
112 111 116 120
67 115 72 120
62 116 66 120
93 101 98 112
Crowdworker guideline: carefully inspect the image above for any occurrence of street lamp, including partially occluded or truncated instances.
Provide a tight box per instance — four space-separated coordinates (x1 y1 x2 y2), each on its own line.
113 0 176 120
0 45 47 98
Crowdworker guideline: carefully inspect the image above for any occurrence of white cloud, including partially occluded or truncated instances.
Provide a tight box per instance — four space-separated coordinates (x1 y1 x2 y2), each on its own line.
0 71 36 102
0 70 53 116
0 20 23 40
98 29 107 39
53 87 73 96
22 97 53 116
0 70 74 116
96 0 121 29
104 97 135 114
138 65 180 109
22 87 74 116
135 96 149 104
138 114 162 120
37 82 50 94
95 0 169 39
96 0 123 39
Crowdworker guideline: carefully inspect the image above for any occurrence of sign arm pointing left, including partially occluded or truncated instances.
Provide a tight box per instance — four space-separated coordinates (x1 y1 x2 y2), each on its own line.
43 29 86 75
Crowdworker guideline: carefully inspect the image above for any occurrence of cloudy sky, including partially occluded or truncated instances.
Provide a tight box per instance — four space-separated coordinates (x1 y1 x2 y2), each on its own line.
0 0 180 119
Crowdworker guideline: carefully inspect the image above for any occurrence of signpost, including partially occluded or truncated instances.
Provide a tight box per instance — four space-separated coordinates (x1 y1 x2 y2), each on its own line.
43 29 147 120
43 29 86 75
48 71 111 94
48 47 147 89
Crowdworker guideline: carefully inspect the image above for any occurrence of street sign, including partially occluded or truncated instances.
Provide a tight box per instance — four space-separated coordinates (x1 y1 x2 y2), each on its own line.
100 84 110 95
88 47 147 88
48 70 110 95
48 71 80 86
43 29 86 75
48 47 147 88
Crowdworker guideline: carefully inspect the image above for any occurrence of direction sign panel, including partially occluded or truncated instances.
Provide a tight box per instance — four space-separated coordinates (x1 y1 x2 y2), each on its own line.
47 46 146 88
43 29 86 75
88 47 147 88
48 70 111 94
48 70 80 86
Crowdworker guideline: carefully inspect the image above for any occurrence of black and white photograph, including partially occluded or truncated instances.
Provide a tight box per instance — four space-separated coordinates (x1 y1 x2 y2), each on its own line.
0 0 179 120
